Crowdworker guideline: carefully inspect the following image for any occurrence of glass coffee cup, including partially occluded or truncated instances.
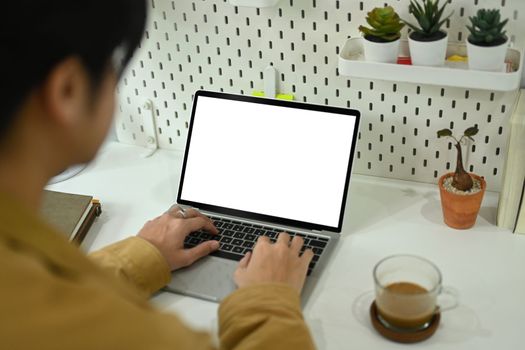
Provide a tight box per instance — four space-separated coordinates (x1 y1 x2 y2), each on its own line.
373 255 458 331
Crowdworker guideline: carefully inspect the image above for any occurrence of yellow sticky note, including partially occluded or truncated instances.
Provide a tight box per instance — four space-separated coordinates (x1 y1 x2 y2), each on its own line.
448 55 468 62
252 91 294 101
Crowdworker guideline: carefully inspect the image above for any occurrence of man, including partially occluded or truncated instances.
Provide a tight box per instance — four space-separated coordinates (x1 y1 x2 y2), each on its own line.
0 1 316 349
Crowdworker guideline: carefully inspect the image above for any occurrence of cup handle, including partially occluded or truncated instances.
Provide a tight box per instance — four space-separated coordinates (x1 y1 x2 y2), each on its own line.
436 286 459 313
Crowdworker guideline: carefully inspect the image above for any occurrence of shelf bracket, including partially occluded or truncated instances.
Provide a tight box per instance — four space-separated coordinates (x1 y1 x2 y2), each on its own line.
141 99 159 158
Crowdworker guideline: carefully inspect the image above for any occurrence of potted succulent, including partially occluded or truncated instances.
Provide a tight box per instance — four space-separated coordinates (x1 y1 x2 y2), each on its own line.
437 126 486 229
403 0 453 67
466 9 509 72
358 6 405 63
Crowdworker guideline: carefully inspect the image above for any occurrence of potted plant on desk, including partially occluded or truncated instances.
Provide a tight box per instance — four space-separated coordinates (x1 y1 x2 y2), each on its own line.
466 9 509 72
403 0 453 66
358 6 405 63
437 126 486 229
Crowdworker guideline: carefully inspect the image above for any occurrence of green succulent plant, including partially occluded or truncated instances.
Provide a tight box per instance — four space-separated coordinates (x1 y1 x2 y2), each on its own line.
359 6 405 42
467 9 508 46
437 125 479 191
404 0 453 40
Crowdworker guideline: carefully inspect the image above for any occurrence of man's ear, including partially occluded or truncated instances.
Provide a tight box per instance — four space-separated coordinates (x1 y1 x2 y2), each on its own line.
40 57 90 128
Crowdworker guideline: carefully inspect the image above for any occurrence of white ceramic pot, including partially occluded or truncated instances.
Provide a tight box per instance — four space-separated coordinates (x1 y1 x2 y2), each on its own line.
408 32 448 67
466 38 509 72
362 37 400 64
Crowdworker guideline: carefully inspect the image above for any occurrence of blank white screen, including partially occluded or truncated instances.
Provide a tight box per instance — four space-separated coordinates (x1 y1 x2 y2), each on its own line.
180 95 357 228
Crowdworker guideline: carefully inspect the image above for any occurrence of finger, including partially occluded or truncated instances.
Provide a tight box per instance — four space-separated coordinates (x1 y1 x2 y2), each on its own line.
301 248 314 266
166 205 187 219
238 251 252 269
183 209 218 233
166 204 182 214
166 204 180 214
276 232 291 245
183 217 218 234
290 235 304 255
256 235 270 244
253 236 269 254
184 240 220 266
184 208 210 221
254 235 270 248
167 206 209 222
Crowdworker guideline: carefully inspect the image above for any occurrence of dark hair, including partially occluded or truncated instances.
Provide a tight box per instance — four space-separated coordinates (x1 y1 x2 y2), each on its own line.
0 0 146 138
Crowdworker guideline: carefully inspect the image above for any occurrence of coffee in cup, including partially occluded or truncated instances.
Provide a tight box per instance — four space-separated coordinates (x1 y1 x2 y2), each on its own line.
373 255 458 331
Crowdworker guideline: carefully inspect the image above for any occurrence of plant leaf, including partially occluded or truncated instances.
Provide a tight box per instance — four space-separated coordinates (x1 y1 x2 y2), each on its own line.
431 15 451 34
411 0 424 16
498 19 509 31
403 20 422 33
419 15 431 32
464 126 479 137
437 129 452 138
366 16 382 28
435 1 447 25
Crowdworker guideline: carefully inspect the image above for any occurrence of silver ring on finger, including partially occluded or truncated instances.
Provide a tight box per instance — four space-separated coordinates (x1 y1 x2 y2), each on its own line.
167 205 186 219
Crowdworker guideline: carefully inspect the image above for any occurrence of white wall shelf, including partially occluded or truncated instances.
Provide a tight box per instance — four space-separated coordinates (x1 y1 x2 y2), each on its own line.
228 0 280 8
339 38 523 92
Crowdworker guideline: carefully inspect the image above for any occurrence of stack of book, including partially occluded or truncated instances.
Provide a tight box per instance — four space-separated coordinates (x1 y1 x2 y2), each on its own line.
497 89 525 234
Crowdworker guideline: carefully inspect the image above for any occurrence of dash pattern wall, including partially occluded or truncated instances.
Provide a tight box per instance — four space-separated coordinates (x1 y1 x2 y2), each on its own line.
115 0 525 191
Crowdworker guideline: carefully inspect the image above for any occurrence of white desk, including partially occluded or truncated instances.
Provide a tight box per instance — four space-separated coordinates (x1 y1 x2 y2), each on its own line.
48 142 525 350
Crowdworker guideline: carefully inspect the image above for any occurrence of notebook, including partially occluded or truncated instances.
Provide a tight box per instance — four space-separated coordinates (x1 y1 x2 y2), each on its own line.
40 190 102 244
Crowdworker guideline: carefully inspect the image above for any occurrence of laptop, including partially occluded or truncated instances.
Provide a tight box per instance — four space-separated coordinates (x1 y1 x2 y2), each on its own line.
165 90 360 303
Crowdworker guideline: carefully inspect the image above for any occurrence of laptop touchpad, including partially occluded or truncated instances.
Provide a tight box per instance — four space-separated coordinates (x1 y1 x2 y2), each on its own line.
165 256 238 302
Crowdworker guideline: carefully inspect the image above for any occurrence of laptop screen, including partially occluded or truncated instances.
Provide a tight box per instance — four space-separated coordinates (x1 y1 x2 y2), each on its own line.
178 91 360 232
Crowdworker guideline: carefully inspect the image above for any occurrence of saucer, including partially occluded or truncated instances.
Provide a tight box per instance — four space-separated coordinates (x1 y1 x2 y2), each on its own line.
369 301 441 343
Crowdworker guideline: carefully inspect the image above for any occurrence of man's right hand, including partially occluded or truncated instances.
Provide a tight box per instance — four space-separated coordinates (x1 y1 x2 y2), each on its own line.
233 233 314 294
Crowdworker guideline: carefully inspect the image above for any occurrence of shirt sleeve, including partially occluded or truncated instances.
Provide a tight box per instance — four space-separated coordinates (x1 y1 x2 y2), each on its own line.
88 238 315 349
219 283 316 350
88 236 171 295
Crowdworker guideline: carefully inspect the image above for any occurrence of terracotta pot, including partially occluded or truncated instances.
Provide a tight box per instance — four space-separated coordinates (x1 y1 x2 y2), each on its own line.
438 172 486 229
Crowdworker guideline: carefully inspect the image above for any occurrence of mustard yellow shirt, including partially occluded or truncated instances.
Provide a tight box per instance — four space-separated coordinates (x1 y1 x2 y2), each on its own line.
0 192 316 349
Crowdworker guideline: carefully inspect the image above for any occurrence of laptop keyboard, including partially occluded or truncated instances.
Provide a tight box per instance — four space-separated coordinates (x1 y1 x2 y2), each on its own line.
183 215 329 276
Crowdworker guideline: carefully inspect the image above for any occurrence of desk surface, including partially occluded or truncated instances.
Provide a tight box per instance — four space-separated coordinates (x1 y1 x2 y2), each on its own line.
47 142 525 350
